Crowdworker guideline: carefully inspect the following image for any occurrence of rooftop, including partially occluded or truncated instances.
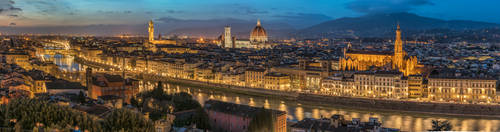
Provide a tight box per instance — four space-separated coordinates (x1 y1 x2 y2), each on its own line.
204 100 285 118
346 49 393 55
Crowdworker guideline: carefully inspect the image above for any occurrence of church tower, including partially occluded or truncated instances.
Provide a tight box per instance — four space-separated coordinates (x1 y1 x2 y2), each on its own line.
148 20 155 43
393 23 404 69
224 26 233 48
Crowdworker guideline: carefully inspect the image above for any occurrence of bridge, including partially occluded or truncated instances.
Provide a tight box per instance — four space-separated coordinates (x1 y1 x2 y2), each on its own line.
41 40 70 50
36 39 76 56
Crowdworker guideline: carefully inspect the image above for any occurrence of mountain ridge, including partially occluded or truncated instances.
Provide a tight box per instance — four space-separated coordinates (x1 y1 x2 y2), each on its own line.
293 12 500 39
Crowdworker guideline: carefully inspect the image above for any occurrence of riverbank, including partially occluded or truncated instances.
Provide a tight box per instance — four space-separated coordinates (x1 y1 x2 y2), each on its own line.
299 94 500 118
146 75 500 118
74 56 500 118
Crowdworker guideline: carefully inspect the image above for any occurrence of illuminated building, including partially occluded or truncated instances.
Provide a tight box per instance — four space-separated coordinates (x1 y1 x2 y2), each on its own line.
321 75 354 96
264 72 291 91
273 59 337 92
224 26 234 48
339 24 422 76
1 52 31 70
147 20 176 47
321 71 408 99
217 20 271 49
250 19 268 43
222 73 245 86
245 68 266 88
88 73 139 102
21 70 50 94
156 45 199 54
428 76 496 103
408 75 424 99
353 71 408 99
194 66 215 82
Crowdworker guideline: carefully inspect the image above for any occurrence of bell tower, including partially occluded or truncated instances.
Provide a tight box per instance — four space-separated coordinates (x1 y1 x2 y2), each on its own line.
224 26 233 48
393 23 404 69
148 20 155 43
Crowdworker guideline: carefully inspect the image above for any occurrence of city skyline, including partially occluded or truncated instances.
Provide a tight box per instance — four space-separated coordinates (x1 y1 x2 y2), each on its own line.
0 0 499 131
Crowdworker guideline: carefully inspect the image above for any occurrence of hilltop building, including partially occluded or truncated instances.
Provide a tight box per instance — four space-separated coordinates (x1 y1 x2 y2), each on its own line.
339 24 423 76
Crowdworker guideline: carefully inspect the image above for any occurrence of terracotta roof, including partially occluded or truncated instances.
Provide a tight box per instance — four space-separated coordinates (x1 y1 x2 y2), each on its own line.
204 100 285 118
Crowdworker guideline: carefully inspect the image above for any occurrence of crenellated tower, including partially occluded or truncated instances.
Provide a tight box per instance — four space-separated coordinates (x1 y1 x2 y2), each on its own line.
148 20 155 42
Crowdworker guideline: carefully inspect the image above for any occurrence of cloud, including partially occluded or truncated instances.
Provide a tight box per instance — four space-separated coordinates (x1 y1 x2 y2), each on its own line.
273 13 332 28
244 8 268 15
29 0 72 15
165 9 184 14
220 3 268 16
346 0 433 14
156 16 183 23
274 13 332 20
0 0 22 16
9 22 16 26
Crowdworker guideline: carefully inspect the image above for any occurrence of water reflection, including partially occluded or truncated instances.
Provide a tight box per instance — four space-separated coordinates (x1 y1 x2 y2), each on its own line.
155 82 500 131
37 54 500 131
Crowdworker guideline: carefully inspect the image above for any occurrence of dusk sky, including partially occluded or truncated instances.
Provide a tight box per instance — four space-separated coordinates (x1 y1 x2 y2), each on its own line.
1 0 499 27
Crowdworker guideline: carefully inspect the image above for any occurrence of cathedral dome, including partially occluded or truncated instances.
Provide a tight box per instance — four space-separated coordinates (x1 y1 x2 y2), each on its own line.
250 20 268 43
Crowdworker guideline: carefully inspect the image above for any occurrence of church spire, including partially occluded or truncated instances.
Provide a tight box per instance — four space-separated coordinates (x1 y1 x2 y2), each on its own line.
393 22 404 69
397 22 400 30
257 19 261 26
395 23 402 54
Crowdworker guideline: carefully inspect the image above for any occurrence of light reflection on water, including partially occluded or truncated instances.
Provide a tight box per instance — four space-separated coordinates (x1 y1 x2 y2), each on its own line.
39 54 500 132
156 82 500 131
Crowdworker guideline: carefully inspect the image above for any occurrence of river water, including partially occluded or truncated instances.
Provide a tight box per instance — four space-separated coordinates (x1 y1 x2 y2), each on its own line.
38 54 500 131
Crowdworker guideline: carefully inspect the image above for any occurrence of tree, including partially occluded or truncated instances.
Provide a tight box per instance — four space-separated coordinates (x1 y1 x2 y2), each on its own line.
137 82 210 130
77 91 86 104
173 107 211 130
3 98 102 131
430 120 452 131
248 109 275 132
102 108 154 132
130 97 139 108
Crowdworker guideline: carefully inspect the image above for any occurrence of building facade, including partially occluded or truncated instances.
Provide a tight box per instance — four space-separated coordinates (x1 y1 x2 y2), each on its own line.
321 71 408 99
339 24 422 76
88 73 139 102
264 72 291 91
428 77 497 103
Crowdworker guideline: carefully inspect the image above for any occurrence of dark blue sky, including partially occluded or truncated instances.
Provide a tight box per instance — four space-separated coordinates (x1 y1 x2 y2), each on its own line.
1 0 499 26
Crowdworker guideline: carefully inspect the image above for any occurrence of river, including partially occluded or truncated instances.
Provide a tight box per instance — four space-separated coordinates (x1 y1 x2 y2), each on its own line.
38 54 500 131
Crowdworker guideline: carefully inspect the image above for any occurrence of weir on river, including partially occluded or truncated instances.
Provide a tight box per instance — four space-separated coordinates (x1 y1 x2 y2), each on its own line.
36 53 500 131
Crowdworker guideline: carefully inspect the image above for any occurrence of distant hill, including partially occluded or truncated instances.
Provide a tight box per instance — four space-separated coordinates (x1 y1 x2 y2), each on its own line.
293 12 500 39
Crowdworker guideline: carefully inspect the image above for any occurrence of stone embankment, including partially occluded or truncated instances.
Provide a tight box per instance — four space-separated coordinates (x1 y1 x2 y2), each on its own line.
300 94 500 117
